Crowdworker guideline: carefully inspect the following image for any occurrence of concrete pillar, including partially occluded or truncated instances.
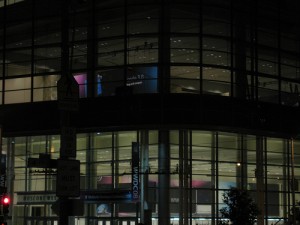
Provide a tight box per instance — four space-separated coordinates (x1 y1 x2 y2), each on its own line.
158 130 170 225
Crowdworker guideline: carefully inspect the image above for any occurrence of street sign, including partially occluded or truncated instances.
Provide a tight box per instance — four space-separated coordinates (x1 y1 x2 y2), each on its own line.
60 127 76 158
27 154 57 169
57 75 79 111
56 159 80 197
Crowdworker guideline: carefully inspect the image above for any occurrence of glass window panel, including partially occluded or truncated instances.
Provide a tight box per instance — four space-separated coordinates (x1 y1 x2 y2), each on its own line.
267 138 285 153
245 136 257 164
0 80 3 105
170 131 179 158
6 21 32 48
71 12 88 41
203 37 230 53
281 36 300 53
203 37 230 66
116 131 137 148
71 44 87 70
28 136 47 155
93 132 113 188
93 132 113 153
203 20 230 37
218 163 237 185
0 53 3 77
128 37 158 64
49 135 60 159
258 29 277 48
171 36 199 63
192 131 212 161
233 74 252 99
257 77 279 104
127 66 158 94
281 53 300 79
98 39 124 66
203 67 231 96
148 131 158 174
95 69 123 96
202 0 230 7
258 60 278 76
116 132 137 186
203 50 230 66
293 140 300 165
33 75 59 102
5 77 31 104
34 46 61 74
264 180 281 217
281 65 299 80
5 77 31 91
97 7 124 38
171 19 200 33
171 5 200 33
6 49 32 76
218 133 238 163
34 18 61 45
9 89 28 103
128 5 159 34
247 164 257 183
74 73 87 98
170 66 200 94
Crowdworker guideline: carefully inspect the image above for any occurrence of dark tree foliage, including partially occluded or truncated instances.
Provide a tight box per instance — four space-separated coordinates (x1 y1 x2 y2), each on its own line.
219 187 260 225
290 201 300 224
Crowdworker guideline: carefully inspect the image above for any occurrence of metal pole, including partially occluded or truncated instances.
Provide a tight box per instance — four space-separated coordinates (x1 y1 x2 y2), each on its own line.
59 1 70 225
291 139 296 225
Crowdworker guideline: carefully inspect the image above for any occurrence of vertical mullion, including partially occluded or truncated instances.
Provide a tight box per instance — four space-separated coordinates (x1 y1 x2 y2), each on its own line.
199 0 203 95
124 0 128 86
31 0 35 102
2 0 6 104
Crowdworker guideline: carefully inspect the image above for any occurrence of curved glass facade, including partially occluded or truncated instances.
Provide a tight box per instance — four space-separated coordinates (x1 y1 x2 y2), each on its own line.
0 0 299 105
1 1 300 225
6 131 300 225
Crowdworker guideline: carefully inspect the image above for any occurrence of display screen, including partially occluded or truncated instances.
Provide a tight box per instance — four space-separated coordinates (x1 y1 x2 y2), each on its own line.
97 67 158 96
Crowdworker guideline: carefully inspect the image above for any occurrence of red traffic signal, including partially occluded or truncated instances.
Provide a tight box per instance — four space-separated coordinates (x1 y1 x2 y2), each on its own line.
1 195 10 215
0 222 7 225
2 196 9 205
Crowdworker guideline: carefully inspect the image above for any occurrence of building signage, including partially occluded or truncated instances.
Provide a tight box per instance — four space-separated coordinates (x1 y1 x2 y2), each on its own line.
17 192 57 205
131 142 139 201
0 154 6 189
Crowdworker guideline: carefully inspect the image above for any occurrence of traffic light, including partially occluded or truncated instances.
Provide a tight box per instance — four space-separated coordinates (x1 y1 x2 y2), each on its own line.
2 195 10 215
0 222 7 225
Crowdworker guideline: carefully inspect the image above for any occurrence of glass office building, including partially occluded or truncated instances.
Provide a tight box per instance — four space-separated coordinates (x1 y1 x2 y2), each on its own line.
0 0 300 225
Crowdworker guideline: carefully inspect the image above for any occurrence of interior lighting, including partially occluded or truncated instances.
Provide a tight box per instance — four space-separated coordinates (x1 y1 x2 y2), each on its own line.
236 162 241 167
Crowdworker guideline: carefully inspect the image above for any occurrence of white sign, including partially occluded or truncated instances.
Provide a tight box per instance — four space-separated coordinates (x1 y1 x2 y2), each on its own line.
57 75 79 111
56 159 80 197
17 192 57 205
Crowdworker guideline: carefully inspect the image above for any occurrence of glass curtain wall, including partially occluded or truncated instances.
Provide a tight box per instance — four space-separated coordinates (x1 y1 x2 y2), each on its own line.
6 130 298 225
0 0 299 105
